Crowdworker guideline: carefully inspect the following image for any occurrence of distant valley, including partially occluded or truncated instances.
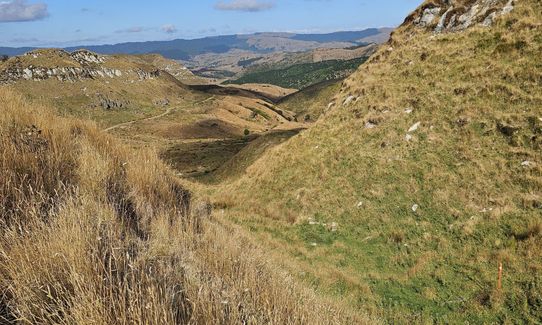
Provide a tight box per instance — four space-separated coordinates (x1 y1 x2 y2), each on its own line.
0 28 391 87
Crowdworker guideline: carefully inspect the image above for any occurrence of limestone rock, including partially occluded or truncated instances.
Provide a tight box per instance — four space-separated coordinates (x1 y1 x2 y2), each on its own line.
408 0 515 33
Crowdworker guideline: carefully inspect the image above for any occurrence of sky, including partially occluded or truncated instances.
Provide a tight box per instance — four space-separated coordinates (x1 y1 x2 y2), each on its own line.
0 0 422 47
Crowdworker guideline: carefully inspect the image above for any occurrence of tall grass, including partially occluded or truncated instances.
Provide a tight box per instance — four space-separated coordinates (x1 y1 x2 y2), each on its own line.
0 89 367 324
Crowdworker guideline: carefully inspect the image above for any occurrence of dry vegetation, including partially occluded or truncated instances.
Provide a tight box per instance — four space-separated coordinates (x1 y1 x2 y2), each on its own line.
211 1 542 323
0 88 369 324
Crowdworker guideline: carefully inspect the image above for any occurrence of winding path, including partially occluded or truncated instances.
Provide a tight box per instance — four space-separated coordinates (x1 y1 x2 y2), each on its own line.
105 96 215 132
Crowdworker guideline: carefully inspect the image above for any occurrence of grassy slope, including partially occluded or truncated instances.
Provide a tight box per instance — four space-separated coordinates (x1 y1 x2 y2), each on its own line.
1 51 204 128
0 88 369 324
277 80 342 121
226 57 368 90
216 2 542 323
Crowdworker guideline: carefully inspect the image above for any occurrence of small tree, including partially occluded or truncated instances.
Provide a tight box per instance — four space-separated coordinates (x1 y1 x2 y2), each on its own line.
244 129 250 136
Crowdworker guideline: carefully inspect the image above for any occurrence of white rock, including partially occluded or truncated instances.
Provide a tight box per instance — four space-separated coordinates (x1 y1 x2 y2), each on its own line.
521 160 533 167
310 243 318 247
404 108 413 114
357 201 363 208
412 204 419 212
22 68 33 80
436 7 454 32
343 95 356 106
502 0 514 14
330 222 338 232
365 122 377 129
417 7 441 27
408 122 421 133
405 134 413 141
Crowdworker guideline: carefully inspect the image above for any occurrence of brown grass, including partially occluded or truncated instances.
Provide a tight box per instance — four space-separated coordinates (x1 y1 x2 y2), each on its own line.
0 88 369 324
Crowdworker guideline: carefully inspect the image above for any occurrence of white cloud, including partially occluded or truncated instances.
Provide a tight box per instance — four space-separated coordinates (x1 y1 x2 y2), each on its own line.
115 26 146 34
161 24 177 34
0 0 48 22
214 0 275 12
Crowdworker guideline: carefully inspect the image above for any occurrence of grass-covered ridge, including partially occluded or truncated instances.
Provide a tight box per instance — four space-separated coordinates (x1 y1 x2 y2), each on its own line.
226 57 369 90
0 88 368 324
277 79 342 122
216 1 542 323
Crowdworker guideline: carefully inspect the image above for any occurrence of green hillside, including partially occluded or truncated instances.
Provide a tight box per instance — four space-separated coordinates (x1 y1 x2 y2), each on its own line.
215 1 542 323
277 80 342 122
226 57 369 90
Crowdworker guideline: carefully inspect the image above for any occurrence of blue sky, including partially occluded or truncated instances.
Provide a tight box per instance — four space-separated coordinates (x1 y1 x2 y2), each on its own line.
0 0 422 47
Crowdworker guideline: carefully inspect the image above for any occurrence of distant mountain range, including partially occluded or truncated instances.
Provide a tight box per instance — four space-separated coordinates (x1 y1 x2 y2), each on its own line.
0 28 392 60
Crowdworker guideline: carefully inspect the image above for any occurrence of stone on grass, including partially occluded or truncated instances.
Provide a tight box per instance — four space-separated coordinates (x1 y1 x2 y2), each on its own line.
408 122 421 133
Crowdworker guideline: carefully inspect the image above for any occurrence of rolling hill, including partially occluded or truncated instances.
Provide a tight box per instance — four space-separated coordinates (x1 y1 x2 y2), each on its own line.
3 0 540 323
0 48 307 178
212 0 542 323
0 28 392 60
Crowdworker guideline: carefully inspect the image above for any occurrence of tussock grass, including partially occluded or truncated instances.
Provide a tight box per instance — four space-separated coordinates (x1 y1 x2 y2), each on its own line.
0 89 368 324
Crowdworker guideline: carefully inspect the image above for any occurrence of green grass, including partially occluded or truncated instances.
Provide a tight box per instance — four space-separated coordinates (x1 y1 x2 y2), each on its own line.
214 2 542 323
226 57 369 90
277 80 342 121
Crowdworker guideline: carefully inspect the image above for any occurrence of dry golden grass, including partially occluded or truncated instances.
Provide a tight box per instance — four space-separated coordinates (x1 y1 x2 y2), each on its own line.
0 88 370 324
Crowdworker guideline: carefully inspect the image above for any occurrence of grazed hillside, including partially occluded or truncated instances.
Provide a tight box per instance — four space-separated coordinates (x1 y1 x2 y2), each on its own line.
0 88 367 324
215 0 542 322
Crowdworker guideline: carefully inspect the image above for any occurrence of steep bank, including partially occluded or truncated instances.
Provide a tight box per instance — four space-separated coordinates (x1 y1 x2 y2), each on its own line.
218 0 542 322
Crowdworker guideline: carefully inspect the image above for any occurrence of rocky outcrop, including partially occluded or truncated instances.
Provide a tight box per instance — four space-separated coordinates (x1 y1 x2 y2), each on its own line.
153 98 170 106
0 49 161 84
406 0 515 33
135 69 160 80
0 65 123 83
93 94 130 110
70 50 106 65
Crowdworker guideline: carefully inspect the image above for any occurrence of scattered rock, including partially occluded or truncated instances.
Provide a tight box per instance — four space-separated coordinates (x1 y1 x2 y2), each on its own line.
408 122 421 133
343 95 357 106
95 95 128 110
154 98 170 106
